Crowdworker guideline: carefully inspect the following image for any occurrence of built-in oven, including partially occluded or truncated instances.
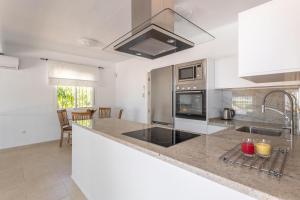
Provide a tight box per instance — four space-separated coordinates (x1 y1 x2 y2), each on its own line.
175 90 206 120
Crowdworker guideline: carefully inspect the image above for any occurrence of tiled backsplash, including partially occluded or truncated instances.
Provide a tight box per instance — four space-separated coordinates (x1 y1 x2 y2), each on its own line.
221 88 300 125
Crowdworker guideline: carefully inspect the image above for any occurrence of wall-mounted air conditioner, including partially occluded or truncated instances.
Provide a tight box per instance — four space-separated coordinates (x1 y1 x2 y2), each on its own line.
0 54 19 70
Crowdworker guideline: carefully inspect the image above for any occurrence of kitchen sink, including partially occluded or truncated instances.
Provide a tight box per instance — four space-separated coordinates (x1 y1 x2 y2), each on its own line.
236 126 283 136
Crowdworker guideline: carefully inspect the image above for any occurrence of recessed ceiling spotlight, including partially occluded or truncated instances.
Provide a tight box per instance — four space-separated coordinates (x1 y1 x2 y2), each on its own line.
78 38 101 47
167 39 175 44
136 53 142 56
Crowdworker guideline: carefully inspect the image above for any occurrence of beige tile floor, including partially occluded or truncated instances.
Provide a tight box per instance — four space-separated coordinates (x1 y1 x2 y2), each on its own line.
0 141 86 200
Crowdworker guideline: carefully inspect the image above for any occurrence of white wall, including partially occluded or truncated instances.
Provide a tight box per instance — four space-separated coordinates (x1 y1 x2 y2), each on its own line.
0 58 59 149
0 44 116 149
214 55 262 89
96 66 116 108
115 64 149 123
115 23 238 123
0 32 3 52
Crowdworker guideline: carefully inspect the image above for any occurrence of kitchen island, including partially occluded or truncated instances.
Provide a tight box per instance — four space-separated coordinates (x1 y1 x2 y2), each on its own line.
72 118 300 200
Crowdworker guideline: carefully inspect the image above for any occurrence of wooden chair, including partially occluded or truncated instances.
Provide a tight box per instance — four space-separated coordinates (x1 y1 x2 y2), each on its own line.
57 109 72 147
86 108 97 118
99 107 111 118
72 111 92 121
118 109 124 119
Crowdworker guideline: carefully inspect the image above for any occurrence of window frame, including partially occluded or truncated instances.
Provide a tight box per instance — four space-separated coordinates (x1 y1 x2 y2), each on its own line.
55 85 95 109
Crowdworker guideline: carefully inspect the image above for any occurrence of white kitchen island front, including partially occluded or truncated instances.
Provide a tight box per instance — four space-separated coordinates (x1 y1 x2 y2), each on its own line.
72 119 255 200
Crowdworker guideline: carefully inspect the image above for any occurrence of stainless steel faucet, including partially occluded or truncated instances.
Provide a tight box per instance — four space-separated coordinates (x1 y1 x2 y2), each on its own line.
262 90 295 146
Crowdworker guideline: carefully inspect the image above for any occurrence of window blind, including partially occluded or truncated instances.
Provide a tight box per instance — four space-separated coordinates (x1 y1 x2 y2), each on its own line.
47 60 100 87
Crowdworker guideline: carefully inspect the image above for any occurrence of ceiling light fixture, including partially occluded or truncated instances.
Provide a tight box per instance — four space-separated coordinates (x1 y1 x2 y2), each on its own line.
78 38 101 47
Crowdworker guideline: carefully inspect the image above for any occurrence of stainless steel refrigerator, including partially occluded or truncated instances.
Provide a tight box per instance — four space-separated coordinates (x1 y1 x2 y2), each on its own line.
150 66 174 127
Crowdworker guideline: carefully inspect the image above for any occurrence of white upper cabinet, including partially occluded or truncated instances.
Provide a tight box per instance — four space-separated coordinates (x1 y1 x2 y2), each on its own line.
238 0 300 81
215 55 300 89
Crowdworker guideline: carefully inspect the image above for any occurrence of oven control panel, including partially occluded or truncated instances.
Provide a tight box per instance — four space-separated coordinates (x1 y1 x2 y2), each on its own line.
176 84 204 91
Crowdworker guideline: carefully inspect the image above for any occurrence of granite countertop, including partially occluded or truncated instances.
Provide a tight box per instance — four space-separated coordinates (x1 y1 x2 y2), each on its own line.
74 118 300 200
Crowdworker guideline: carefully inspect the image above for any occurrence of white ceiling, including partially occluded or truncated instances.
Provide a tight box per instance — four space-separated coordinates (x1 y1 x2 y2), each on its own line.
0 0 270 63
175 0 270 29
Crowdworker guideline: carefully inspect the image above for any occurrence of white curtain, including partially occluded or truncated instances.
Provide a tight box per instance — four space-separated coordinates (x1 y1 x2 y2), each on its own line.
47 60 100 87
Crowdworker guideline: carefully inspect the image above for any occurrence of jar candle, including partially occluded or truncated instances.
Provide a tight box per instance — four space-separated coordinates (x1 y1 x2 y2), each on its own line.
255 140 272 157
241 138 255 156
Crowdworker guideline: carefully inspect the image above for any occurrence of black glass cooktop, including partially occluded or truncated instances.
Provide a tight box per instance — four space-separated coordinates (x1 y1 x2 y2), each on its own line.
123 127 200 147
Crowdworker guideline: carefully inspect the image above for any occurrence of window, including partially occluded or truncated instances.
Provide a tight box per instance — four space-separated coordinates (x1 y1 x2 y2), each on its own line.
57 85 94 109
232 95 253 114
76 86 94 108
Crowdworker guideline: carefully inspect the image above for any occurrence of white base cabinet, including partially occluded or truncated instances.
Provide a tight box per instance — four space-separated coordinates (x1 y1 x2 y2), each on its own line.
72 124 254 200
174 118 226 134
207 124 227 134
174 118 208 134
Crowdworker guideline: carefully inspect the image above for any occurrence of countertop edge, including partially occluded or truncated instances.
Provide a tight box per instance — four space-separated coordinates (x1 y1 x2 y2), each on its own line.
73 122 281 200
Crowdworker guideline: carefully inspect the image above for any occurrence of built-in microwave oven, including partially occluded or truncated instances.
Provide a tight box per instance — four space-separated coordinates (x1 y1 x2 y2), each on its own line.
177 63 203 82
175 59 206 91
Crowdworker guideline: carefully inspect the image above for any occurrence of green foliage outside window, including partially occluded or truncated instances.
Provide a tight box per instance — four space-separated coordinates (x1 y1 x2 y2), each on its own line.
57 86 75 109
76 87 93 108
57 85 93 109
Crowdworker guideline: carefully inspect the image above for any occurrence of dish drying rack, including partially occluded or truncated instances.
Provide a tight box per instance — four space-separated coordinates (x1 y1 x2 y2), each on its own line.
219 144 288 178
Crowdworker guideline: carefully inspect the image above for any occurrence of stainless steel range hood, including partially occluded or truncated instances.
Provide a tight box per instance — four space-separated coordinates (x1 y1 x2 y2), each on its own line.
103 0 215 59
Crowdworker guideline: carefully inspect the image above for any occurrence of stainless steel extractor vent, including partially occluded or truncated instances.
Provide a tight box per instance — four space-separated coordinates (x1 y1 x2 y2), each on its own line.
129 37 177 57
103 0 215 59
